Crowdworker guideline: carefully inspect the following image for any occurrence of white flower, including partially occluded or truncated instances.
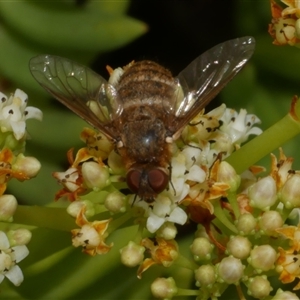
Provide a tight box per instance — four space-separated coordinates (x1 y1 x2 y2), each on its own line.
0 89 42 140
130 193 187 234
146 195 188 233
220 108 262 145
0 231 29 286
53 167 80 192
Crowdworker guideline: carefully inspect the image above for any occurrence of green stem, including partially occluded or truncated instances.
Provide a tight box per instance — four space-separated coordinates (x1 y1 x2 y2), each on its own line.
227 191 240 219
14 205 75 231
226 97 300 173
236 284 246 300
281 206 293 222
107 211 133 233
175 254 198 270
177 288 200 297
133 223 145 244
213 200 237 233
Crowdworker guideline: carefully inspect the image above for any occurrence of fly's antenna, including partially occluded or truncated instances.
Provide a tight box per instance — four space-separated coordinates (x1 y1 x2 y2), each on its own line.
168 164 176 196
131 194 138 207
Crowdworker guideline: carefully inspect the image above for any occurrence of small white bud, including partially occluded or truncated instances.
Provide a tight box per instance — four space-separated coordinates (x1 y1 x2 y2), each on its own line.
272 288 299 300
120 241 145 267
279 174 300 209
7 229 32 246
236 213 257 235
13 154 41 178
248 245 277 271
248 176 277 210
247 275 272 299
190 237 214 261
67 200 94 218
104 191 126 213
226 236 252 259
217 256 244 284
258 210 283 236
195 264 216 287
217 161 241 191
151 277 178 299
0 194 17 221
156 222 177 240
81 161 110 190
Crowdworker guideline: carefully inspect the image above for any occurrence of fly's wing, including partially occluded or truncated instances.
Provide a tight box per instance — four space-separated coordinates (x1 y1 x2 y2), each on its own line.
169 36 255 136
29 55 123 139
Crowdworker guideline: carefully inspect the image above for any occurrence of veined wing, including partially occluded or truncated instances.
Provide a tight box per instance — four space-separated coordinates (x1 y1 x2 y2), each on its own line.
169 36 255 135
29 55 123 139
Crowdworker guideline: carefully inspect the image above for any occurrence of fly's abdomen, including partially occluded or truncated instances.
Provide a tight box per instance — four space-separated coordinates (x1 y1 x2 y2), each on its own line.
116 60 177 108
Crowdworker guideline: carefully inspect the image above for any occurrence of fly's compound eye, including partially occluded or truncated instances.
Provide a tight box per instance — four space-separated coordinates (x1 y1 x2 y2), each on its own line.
126 169 141 194
147 169 169 194
126 168 169 195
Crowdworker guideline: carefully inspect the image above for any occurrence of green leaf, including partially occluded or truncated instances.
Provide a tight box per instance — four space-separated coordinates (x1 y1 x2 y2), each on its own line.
0 25 45 94
254 35 300 83
0 25 93 95
0 1 147 53
85 0 130 15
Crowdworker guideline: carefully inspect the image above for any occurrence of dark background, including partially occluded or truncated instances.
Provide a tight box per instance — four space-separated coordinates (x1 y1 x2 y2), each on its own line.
96 0 236 75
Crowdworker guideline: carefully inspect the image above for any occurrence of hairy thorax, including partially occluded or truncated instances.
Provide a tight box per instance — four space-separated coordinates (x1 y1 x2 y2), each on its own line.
121 106 166 163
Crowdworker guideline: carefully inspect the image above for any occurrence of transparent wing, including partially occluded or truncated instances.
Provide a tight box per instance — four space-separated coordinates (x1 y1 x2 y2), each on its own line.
170 36 255 135
29 55 123 139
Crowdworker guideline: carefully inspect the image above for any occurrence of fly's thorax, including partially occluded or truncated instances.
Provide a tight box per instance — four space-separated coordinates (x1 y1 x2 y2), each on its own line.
116 60 177 110
120 106 169 164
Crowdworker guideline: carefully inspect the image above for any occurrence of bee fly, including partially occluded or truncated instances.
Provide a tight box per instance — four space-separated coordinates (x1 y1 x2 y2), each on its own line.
29 36 255 203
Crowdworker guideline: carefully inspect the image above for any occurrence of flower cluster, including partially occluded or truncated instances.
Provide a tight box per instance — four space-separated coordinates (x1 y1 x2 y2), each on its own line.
269 0 300 46
56 83 300 298
147 149 300 299
0 89 42 286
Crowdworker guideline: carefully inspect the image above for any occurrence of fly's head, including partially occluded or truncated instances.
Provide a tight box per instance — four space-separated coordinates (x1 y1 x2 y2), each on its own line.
126 164 169 203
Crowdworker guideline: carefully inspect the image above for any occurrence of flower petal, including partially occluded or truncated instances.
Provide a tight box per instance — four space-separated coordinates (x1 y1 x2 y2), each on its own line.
5 265 24 286
14 89 28 103
12 245 29 263
25 106 43 121
0 231 10 250
0 273 4 283
147 212 165 233
10 121 26 140
186 165 206 182
167 206 187 225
